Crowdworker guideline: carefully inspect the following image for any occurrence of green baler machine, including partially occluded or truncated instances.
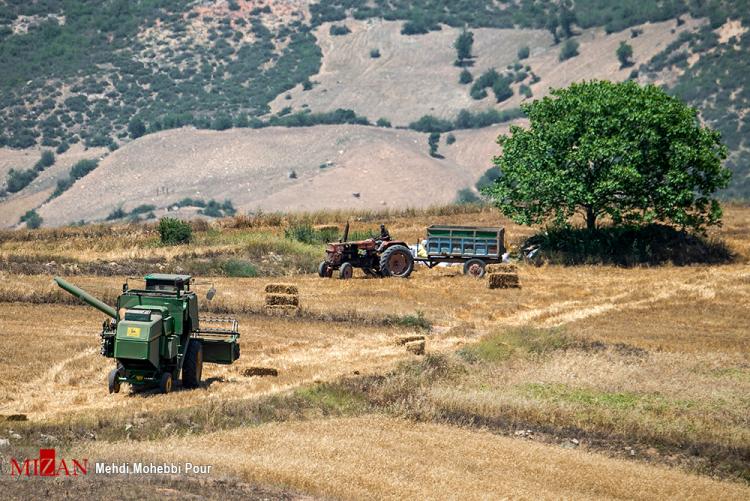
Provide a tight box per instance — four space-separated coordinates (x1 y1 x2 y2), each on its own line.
54 274 240 394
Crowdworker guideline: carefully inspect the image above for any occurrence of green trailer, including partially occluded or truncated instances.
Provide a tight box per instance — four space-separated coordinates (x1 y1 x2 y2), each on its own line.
415 225 506 277
55 274 240 394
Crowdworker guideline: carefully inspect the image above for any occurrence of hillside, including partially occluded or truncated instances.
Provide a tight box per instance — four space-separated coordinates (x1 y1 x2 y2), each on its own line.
270 18 697 124
0 0 749 227
35 124 506 226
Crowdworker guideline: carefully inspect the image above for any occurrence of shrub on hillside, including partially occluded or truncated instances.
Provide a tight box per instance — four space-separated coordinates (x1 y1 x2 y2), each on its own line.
376 118 392 128
517 45 530 60
6 168 37 193
158 217 192 245
20 209 42 229
459 69 473 84
329 25 351 36
559 39 579 61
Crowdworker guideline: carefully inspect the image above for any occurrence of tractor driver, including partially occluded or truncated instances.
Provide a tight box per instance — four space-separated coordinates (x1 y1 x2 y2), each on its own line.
379 224 391 241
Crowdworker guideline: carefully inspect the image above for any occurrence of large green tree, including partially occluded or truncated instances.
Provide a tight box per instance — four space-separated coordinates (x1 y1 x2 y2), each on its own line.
483 80 730 231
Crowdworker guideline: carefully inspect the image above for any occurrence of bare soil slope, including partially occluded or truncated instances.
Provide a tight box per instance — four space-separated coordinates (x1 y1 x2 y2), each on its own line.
37 124 513 226
0 144 106 228
270 18 700 124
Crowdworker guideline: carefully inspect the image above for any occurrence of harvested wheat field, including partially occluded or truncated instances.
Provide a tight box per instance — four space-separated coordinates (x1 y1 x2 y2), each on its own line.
1 204 749 499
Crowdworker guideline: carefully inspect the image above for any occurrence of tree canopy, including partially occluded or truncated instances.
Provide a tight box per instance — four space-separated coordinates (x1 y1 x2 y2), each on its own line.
483 80 730 232
453 29 474 64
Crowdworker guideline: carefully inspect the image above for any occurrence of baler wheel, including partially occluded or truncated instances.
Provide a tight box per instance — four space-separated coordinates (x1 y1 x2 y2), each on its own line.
159 372 173 394
108 368 121 394
183 340 203 389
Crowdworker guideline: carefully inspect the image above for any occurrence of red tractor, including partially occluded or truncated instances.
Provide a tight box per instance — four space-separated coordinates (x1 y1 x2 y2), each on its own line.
318 223 414 279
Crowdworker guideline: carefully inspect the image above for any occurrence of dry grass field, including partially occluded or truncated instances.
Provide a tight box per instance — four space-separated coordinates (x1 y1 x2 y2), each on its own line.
1 204 749 498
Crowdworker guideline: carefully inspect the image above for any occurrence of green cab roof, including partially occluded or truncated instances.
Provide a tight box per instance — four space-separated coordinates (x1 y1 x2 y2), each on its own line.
144 273 192 282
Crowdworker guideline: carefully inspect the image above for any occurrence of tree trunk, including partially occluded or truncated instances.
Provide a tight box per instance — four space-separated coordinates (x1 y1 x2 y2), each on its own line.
586 207 597 231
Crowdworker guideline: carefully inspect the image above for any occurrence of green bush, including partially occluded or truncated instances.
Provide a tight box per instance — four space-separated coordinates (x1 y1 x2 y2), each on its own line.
456 188 480 204
428 132 441 157
517 45 530 60
616 41 634 68
492 77 513 102
222 259 258 277
39 150 55 169
106 207 127 220
128 117 146 139
459 69 473 84
376 118 392 128
329 25 351 36
446 133 456 145
559 39 579 61
370 48 381 58
19 209 42 229
409 115 453 133
284 222 338 244
6 168 38 193
55 141 70 154
158 217 192 245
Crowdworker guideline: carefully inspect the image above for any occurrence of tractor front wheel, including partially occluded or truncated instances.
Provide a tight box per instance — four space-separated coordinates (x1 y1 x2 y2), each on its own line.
159 372 173 394
339 262 353 279
318 261 333 278
182 340 203 389
463 259 486 278
108 368 121 394
379 245 414 278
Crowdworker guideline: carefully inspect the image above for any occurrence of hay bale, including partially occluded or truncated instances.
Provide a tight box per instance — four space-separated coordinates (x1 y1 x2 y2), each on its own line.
396 335 426 346
242 367 279 377
405 340 426 355
264 305 299 316
488 272 520 289
486 263 518 273
265 294 300 306
265 283 299 295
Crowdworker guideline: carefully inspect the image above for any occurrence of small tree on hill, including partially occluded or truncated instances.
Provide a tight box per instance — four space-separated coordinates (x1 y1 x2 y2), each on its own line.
559 39 579 61
20 209 42 229
459 68 473 84
128 118 146 139
483 80 730 232
428 132 441 157
454 28 474 66
616 41 634 68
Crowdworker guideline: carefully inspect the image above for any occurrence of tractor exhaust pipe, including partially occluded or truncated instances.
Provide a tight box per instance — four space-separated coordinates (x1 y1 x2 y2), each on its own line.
341 221 350 243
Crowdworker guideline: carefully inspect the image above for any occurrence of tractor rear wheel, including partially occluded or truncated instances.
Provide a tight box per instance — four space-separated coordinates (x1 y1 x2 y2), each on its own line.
339 262 353 279
182 340 203 389
318 261 333 278
379 245 414 278
108 368 121 394
159 372 173 394
463 258 486 278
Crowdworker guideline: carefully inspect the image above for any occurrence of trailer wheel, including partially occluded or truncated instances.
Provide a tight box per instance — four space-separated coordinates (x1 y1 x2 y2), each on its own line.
318 261 333 278
380 245 414 278
463 259 486 278
339 262 353 279
182 340 203 389
108 368 121 394
159 372 173 394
